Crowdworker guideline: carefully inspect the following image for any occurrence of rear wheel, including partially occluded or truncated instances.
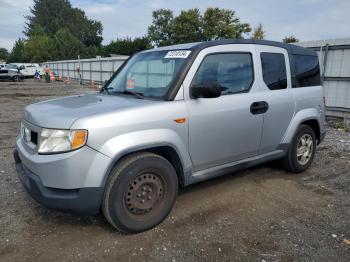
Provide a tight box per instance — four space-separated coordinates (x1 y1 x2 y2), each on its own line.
102 152 178 233
283 125 316 173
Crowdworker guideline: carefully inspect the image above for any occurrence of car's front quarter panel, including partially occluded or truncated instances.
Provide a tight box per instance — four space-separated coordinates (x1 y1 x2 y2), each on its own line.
71 100 192 181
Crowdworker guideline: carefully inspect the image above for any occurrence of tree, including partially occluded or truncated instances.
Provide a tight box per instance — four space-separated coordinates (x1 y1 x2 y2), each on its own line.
23 35 53 62
148 7 251 46
202 8 251 40
251 23 265 40
148 9 174 47
0 48 9 62
283 35 299 43
7 39 26 63
24 0 103 47
52 28 85 60
103 37 151 56
172 9 203 44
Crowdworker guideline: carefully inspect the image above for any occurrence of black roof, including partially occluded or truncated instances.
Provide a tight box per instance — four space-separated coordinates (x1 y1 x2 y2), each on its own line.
144 39 317 57
191 39 317 56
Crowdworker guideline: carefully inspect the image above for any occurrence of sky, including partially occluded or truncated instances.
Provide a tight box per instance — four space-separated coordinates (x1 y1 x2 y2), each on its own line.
0 0 349 51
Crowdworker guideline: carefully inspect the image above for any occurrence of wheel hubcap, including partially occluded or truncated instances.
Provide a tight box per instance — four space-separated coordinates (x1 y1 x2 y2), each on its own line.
125 173 164 215
296 134 313 165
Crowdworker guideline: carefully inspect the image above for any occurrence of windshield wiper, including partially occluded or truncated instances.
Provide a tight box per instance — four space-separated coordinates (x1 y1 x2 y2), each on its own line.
116 90 144 99
101 86 112 94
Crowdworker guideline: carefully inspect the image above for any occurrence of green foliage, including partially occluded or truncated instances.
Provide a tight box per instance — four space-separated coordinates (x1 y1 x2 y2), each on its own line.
7 0 103 62
23 35 53 62
8 3 269 63
283 35 299 43
148 7 251 46
251 23 265 40
0 48 9 62
202 8 251 41
7 39 26 63
172 9 203 44
52 28 85 60
103 37 151 56
25 0 103 46
148 9 174 47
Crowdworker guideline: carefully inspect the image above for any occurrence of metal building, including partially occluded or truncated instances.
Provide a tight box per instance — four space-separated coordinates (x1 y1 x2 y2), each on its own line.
297 38 350 121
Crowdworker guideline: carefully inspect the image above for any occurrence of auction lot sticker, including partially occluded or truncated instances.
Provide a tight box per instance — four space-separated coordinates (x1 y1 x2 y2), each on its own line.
165 50 191 58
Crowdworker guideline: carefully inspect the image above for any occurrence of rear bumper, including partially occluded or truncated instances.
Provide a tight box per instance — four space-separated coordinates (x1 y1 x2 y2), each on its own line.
14 150 103 214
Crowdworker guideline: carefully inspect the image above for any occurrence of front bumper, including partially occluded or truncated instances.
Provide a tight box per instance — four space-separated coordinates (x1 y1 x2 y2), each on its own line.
14 150 103 214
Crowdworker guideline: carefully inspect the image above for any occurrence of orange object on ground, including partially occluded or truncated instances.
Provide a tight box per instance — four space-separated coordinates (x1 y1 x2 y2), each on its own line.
50 72 55 81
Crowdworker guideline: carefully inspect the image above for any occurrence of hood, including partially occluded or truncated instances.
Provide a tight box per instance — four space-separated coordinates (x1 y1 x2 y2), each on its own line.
24 93 156 129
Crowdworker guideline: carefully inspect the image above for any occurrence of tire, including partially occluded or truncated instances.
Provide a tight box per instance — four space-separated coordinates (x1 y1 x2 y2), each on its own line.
102 152 178 234
13 76 20 82
283 125 316 173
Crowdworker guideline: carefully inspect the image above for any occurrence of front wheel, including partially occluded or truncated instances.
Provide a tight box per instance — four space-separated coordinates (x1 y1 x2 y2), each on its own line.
102 152 178 234
282 125 316 173
13 76 20 82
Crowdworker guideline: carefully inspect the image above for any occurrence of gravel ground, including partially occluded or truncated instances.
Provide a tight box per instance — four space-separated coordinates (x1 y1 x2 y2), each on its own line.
0 80 349 261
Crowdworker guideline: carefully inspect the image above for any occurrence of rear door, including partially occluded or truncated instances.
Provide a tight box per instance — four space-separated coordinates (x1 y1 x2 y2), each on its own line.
184 44 264 171
254 45 295 154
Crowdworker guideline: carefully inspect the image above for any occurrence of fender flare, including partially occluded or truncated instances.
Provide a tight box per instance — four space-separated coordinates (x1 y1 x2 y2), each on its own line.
282 108 321 144
97 129 193 187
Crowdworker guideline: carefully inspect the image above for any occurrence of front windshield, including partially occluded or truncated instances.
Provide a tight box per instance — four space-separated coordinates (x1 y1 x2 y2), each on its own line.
105 50 191 99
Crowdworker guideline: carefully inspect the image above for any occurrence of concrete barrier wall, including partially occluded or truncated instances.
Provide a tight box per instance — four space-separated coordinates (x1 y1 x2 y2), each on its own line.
44 56 128 84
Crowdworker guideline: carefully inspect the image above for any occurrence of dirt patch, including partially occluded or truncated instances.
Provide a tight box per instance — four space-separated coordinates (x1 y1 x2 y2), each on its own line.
0 80 349 261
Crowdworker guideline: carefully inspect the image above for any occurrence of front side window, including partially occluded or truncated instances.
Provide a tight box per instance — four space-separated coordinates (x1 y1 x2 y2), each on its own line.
192 53 254 95
261 52 287 90
106 50 190 99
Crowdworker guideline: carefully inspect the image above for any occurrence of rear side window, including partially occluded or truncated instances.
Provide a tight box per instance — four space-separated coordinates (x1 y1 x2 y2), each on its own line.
192 53 254 95
261 52 287 90
293 55 320 87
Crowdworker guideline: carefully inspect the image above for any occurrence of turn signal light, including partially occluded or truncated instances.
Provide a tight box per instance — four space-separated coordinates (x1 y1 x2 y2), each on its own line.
72 130 88 149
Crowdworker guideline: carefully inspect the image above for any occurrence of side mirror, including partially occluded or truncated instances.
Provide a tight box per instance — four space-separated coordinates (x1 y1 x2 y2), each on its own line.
190 83 221 99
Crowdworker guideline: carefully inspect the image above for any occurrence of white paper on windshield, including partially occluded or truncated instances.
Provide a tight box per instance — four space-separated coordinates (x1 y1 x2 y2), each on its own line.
164 50 191 59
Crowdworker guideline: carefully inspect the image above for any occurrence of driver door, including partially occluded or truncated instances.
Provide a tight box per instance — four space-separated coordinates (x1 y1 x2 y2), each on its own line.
184 45 264 171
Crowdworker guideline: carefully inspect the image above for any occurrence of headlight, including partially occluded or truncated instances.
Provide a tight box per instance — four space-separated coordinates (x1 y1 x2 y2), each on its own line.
38 128 88 154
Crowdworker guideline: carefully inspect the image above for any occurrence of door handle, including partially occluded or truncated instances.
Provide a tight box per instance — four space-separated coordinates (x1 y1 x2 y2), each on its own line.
250 101 269 115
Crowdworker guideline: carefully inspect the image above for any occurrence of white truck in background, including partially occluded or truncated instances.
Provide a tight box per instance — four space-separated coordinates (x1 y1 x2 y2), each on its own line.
7 63 44 77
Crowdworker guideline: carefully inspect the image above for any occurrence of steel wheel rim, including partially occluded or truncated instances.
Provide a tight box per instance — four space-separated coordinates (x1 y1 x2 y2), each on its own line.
125 173 165 215
296 134 313 165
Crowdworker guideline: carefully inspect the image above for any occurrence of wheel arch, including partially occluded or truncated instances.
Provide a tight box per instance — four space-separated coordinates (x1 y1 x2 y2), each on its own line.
102 144 189 188
300 119 320 142
282 108 322 145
